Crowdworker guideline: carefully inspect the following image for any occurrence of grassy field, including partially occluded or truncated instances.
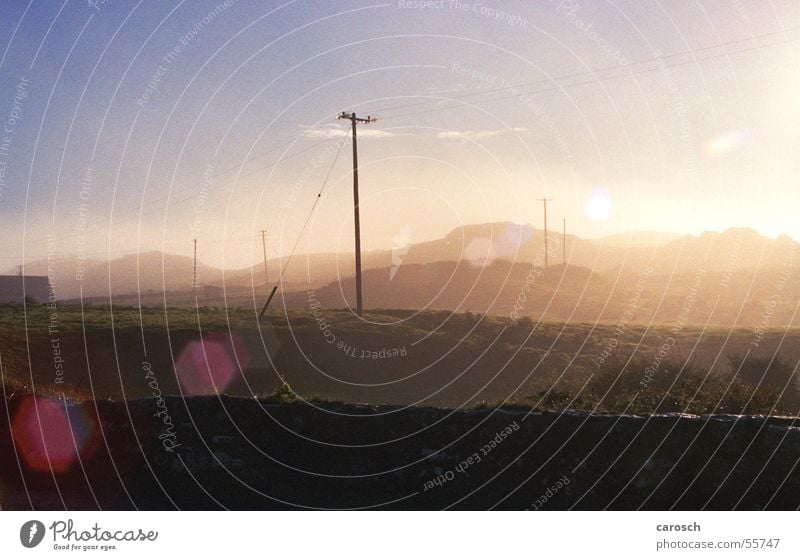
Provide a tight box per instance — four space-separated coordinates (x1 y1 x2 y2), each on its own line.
1 303 798 415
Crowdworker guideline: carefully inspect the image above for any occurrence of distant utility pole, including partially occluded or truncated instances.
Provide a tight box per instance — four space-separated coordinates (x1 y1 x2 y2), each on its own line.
563 218 566 265
192 238 198 290
538 198 552 268
337 111 376 317
260 229 269 289
16 265 23 276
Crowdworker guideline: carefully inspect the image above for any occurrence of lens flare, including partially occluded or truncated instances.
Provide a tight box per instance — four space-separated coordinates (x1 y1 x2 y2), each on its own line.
702 129 752 158
465 237 496 267
493 223 534 257
11 396 97 474
585 186 613 221
175 332 247 395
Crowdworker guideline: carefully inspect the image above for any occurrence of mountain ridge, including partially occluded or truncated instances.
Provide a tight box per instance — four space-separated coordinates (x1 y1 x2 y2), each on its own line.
9 225 798 309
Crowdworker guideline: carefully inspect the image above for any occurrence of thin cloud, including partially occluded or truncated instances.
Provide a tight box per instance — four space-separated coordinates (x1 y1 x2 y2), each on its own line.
436 127 530 140
301 125 396 139
301 125 529 141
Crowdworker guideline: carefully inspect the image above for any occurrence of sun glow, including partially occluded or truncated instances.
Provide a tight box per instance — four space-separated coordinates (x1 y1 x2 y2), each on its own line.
585 186 613 221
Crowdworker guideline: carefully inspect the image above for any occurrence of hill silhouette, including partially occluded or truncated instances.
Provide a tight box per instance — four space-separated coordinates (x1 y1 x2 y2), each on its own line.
11 224 799 326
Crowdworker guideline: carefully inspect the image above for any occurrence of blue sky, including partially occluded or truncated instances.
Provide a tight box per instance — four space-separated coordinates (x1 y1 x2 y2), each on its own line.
0 0 797 269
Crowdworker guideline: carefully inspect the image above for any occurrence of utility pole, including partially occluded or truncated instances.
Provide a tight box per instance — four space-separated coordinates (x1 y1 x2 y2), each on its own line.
337 111 376 317
192 239 198 290
563 218 566 265
260 229 269 290
16 265 23 276
538 198 552 268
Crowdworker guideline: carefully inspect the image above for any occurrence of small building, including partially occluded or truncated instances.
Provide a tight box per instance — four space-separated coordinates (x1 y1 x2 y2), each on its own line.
0 275 50 303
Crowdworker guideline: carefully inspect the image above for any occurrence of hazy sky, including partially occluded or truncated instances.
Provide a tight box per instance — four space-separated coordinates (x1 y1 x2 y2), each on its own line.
0 0 797 269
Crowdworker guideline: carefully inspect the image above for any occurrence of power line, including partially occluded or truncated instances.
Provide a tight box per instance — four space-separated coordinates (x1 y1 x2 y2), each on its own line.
376 34 799 122
20 136 341 251
212 134 326 179
15 28 798 260
367 25 799 117
337 111 377 317
258 128 351 319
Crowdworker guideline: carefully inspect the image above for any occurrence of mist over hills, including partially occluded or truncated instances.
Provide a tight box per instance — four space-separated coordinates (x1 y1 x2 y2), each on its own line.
14 250 374 301
296 261 800 327
11 224 799 326
592 231 683 247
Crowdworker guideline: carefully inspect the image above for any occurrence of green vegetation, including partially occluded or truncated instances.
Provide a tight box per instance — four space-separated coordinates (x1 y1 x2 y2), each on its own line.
523 355 796 416
0 304 798 416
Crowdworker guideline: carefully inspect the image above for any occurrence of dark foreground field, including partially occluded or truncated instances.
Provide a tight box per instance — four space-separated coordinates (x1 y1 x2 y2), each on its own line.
1 304 799 509
1 395 799 510
2 304 799 412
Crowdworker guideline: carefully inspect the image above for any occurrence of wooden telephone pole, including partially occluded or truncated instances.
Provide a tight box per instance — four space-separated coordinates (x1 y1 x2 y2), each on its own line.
192 239 198 289
260 229 269 289
538 198 552 268
337 111 376 317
